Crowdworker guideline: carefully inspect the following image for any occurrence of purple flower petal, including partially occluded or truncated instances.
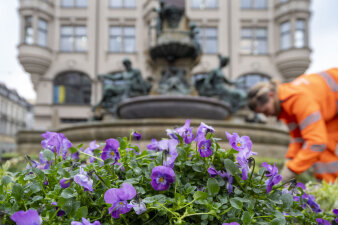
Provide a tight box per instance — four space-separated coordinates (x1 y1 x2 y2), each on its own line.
131 200 147 215
74 167 93 192
132 131 142 141
198 138 212 157
104 183 137 218
60 178 72 188
225 132 252 151
11 209 42 225
101 139 120 164
151 166 175 191
71 217 101 225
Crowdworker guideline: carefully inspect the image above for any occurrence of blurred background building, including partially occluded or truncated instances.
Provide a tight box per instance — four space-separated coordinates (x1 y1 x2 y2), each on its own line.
17 0 311 130
0 82 33 154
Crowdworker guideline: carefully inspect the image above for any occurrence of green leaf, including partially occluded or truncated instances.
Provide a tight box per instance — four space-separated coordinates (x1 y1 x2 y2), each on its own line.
281 193 293 210
61 188 77 199
223 159 240 176
192 164 204 172
230 198 243 210
69 147 78 154
207 178 220 197
1 176 11 186
32 195 43 202
193 191 208 201
43 149 54 161
75 206 88 219
29 182 42 193
242 211 251 225
12 183 24 201
270 218 286 225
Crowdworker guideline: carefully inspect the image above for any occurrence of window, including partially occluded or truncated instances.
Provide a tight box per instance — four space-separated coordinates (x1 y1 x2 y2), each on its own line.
295 19 306 48
109 26 135 53
241 0 267 9
280 21 291 50
24 16 33 44
54 72 91 104
61 0 87 8
196 27 218 54
60 26 87 52
191 0 218 9
240 27 267 55
110 0 136 8
236 74 270 92
37 19 48 47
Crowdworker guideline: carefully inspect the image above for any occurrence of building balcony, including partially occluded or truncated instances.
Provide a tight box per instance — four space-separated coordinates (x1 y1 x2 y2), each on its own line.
18 44 52 75
19 0 54 18
275 47 311 81
275 0 310 21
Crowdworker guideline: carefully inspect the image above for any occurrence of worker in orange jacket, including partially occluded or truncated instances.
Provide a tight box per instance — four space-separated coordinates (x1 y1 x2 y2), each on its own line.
247 68 338 183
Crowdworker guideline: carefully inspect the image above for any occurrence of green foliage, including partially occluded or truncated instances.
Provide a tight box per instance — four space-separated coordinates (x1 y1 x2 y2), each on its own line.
0 125 336 225
306 180 338 213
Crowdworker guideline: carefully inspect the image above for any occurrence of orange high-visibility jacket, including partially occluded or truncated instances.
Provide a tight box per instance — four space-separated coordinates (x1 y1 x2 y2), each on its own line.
277 68 338 182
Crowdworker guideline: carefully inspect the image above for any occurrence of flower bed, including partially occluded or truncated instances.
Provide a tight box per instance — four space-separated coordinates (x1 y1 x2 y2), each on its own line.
0 120 337 225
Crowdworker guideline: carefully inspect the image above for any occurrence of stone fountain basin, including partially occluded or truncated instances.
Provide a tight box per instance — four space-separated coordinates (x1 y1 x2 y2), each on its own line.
116 95 231 120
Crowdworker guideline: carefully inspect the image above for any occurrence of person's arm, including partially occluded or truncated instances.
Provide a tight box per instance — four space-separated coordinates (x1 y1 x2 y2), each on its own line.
286 94 328 174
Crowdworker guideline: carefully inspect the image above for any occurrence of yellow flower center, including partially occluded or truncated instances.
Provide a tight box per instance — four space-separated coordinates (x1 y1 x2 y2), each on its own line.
159 177 164 182
201 146 204 150
111 151 115 156
237 142 241 147
120 202 124 205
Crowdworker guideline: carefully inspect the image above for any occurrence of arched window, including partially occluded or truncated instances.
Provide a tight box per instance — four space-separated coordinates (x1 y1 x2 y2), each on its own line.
235 74 270 92
54 71 91 104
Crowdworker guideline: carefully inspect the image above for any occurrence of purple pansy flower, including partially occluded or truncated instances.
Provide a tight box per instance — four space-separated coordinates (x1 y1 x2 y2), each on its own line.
10 209 42 225
166 129 178 140
302 193 322 213
207 166 227 178
38 152 51 170
71 217 100 225
132 131 142 141
104 183 136 219
151 166 176 191
225 132 252 151
236 147 257 180
130 199 147 215
198 138 212 157
261 162 282 193
207 166 218 177
333 209 338 223
51 202 65 217
41 131 72 159
161 139 179 168
101 138 120 164
175 119 194 144
74 167 93 192
296 182 306 190
195 122 214 141
222 223 240 225
316 218 331 225
84 140 100 163
147 139 161 151
60 178 72 188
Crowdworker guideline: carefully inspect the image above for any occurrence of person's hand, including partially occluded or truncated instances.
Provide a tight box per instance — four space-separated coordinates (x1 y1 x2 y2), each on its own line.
280 162 297 183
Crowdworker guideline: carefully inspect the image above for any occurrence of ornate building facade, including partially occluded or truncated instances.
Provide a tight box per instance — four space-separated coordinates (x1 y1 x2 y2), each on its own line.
17 0 311 130
0 83 33 154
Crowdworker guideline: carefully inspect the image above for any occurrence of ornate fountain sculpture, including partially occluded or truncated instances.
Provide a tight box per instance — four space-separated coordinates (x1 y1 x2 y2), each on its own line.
93 0 246 120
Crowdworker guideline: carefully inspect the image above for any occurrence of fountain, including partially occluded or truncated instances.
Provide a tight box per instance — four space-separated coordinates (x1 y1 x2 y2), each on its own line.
17 0 289 159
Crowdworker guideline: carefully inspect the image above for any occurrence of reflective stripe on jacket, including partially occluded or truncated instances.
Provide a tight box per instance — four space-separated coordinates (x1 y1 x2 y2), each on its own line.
277 68 338 179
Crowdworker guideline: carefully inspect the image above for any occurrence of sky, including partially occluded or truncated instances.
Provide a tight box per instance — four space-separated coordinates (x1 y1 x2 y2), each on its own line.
0 0 337 102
